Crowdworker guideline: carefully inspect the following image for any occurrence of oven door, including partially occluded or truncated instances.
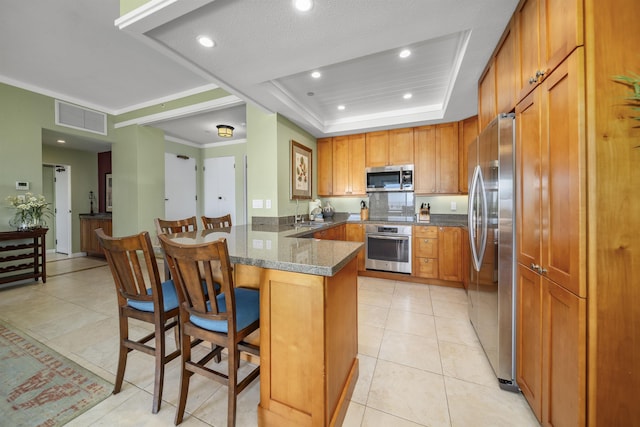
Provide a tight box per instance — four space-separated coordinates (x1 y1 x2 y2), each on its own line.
365 233 412 274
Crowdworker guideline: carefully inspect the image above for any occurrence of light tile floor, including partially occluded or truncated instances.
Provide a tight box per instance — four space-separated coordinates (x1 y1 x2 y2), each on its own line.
0 257 540 426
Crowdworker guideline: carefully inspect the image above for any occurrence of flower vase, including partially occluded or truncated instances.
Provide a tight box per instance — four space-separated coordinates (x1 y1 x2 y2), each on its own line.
9 215 30 231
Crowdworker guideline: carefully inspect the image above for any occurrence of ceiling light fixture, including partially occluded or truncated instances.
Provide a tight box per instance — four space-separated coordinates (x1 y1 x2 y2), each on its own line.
403 93 413 99
197 35 215 48
57 139 66 144
311 71 321 78
337 105 346 110
399 49 411 58
294 0 313 12
216 124 234 138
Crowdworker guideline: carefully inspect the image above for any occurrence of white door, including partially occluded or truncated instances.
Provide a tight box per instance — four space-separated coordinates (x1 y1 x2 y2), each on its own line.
204 156 237 224
54 165 71 254
165 153 197 220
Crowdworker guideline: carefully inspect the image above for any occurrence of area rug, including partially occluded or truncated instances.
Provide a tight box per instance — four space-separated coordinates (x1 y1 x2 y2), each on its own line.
0 320 112 426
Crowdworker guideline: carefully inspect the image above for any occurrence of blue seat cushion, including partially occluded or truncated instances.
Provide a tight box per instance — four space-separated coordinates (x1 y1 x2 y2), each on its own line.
128 280 179 312
190 288 260 333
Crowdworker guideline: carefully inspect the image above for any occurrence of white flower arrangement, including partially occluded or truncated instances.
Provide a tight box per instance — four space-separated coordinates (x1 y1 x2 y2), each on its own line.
6 192 52 229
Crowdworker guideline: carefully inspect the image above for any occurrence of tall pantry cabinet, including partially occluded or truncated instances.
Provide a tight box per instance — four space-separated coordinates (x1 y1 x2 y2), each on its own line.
481 0 640 424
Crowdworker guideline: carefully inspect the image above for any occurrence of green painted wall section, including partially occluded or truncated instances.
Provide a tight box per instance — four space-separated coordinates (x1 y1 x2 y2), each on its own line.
114 88 231 124
112 125 166 237
120 0 148 16
246 104 278 219
276 115 316 218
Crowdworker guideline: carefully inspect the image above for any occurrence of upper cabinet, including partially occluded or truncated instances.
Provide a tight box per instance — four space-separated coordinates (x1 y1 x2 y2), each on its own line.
478 62 497 130
317 137 333 196
365 128 414 167
414 122 459 194
458 115 478 194
514 0 584 101
333 134 366 196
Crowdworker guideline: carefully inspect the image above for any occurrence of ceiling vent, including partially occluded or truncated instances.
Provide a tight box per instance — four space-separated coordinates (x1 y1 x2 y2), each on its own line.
55 100 107 135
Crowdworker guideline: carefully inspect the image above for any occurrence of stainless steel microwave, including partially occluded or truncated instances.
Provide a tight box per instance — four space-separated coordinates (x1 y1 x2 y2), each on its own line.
365 165 414 192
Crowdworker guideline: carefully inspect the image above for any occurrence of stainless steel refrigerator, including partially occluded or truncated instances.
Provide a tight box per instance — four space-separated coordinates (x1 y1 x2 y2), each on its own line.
467 113 518 392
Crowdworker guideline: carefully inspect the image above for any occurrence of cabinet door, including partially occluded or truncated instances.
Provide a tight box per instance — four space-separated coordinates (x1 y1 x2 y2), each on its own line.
332 136 349 195
515 88 542 269
436 122 459 193
438 226 462 282
413 125 437 193
478 61 497 130
345 223 365 271
365 131 389 167
516 263 543 422
515 0 542 100
388 128 414 165
458 116 478 194
495 19 517 114
349 134 366 195
317 138 333 196
539 0 583 80
542 278 586 427
540 50 585 297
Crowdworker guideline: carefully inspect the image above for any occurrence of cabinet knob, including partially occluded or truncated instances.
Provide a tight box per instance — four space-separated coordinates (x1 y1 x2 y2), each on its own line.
529 76 538 84
535 69 546 78
424 239 430 243
530 263 540 272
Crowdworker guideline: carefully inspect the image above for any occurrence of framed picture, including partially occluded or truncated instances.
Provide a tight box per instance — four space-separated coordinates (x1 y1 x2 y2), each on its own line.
105 173 113 212
291 140 312 200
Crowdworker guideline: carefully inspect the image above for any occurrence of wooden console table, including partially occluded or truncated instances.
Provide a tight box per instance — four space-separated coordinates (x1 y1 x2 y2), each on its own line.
0 228 47 285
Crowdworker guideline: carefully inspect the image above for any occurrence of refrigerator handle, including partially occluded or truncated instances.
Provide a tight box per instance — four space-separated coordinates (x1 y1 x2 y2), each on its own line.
477 169 489 269
468 165 481 271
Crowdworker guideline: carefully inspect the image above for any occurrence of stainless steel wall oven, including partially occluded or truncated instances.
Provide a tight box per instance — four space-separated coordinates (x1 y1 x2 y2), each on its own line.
365 224 412 274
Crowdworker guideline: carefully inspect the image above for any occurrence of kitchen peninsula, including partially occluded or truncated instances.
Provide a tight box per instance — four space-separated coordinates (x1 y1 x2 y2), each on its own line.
163 225 362 427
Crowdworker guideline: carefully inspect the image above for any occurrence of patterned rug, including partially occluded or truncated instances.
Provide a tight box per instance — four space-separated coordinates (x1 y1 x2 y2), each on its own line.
0 320 112 426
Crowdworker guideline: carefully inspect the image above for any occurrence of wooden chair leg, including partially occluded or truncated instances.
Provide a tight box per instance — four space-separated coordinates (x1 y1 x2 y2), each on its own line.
152 320 167 414
175 332 192 425
113 315 129 394
227 349 238 427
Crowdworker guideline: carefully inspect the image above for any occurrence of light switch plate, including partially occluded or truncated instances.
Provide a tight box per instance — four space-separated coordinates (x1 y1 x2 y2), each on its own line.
16 181 29 190
252 199 263 209
450 201 457 211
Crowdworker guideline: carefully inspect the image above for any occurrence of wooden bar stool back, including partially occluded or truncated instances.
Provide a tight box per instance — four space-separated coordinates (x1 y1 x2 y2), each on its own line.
201 214 232 229
95 228 181 414
159 234 260 426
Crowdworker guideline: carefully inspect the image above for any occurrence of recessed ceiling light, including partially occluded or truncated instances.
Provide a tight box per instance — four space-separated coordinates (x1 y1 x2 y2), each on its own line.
337 105 346 110
399 49 411 58
294 0 313 12
403 93 413 99
197 35 215 48
311 71 321 79
57 139 66 144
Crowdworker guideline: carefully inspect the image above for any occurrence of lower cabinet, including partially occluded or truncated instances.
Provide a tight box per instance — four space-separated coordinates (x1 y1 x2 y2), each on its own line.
413 226 439 279
313 224 345 241
438 226 462 282
516 263 586 425
345 223 365 271
80 215 112 256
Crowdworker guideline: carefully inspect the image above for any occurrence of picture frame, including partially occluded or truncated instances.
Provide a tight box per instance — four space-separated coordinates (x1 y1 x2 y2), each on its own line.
105 173 113 212
291 140 312 200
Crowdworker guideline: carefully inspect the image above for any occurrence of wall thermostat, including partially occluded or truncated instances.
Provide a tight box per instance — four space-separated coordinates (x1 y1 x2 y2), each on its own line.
16 181 29 190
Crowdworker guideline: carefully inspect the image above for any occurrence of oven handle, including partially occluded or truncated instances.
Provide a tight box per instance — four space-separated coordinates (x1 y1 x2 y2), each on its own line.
367 234 411 241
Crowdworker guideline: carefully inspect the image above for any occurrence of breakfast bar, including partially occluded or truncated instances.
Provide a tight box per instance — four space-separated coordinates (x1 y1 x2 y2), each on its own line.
163 225 363 427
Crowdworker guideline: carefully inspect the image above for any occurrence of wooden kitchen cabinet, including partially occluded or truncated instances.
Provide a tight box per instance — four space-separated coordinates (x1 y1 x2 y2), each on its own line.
80 215 112 257
317 137 333 196
515 49 586 424
414 122 459 194
542 278 586 427
478 61 496 131
438 226 463 282
333 134 366 196
516 263 543 420
313 224 345 241
345 223 365 271
495 18 517 115
365 128 413 167
413 226 438 279
458 115 478 194
514 0 584 102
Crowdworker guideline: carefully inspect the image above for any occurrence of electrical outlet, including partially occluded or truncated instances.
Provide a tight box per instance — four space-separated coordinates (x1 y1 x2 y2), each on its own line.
450 201 457 211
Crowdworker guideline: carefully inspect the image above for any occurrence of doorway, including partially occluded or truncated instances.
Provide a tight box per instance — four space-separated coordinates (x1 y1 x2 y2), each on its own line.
54 165 71 254
164 153 197 220
204 156 237 224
